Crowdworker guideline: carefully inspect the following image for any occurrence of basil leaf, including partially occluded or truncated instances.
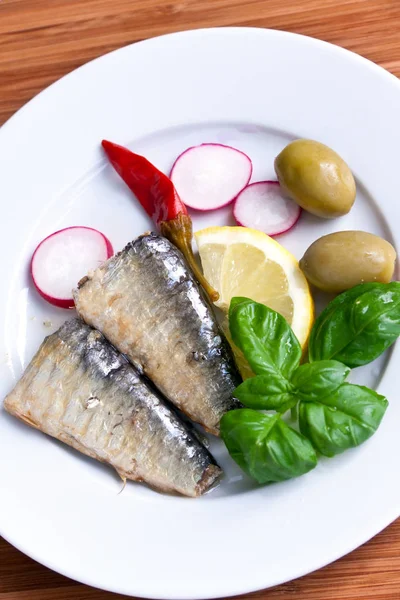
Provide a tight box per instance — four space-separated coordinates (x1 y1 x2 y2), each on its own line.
235 374 296 412
228 296 253 317
220 409 317 483
309 282 400 367
291 360 350 401
309 283 387 363
229 298 302 378
299 383 388 457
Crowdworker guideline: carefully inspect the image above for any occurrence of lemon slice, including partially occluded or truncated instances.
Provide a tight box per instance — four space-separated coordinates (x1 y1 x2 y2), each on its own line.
195 226 314 376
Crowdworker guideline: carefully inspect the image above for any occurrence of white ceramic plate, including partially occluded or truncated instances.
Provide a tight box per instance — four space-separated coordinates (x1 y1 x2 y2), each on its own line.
0 27 399 599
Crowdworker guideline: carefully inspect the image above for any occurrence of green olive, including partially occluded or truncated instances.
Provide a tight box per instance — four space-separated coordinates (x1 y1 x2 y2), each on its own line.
300 231 396 293
274 139 356 218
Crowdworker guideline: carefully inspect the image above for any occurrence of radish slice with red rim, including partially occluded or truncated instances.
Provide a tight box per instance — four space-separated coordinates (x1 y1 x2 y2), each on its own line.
233 181 301 236
31 226 113 309
170 143 252 211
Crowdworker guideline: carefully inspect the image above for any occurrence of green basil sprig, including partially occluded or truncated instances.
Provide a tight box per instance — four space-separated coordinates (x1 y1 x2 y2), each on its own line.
308 282 400 367
222 290 397 484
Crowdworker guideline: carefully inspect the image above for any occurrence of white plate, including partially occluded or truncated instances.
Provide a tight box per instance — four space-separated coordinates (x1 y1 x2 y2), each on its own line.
0 27 399 599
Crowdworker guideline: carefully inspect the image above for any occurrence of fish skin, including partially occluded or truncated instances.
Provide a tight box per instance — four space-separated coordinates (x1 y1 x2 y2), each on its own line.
74 233 241 435
4 319 222 497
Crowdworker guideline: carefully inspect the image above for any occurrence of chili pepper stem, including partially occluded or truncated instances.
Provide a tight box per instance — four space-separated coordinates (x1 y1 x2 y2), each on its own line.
160 214 219 302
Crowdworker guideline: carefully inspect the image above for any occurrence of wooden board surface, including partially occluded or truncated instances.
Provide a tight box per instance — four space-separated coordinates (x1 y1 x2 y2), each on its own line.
1 0 400 598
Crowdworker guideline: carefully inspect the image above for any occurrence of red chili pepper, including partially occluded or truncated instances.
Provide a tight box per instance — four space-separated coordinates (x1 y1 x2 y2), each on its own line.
102 140 218 301
102 140 187 225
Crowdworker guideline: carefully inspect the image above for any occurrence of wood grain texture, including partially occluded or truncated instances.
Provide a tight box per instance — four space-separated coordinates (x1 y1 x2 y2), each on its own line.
0 0 400 598
1 0 400 125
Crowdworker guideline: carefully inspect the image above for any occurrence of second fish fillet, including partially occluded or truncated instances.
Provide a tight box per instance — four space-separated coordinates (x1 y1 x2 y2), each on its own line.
4 319 221 497
74 233 241 435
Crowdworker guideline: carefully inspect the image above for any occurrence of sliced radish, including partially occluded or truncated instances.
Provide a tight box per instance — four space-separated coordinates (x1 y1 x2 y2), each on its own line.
31 226 113 309
233 181 301 236
170 143 252 211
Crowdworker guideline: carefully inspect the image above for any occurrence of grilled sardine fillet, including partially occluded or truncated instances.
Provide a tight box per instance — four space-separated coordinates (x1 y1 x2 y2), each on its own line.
4 319 221 497
74 234 241 435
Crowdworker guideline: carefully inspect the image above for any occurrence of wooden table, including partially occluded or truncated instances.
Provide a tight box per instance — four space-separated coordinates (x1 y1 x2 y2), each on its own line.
1 1 400 598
